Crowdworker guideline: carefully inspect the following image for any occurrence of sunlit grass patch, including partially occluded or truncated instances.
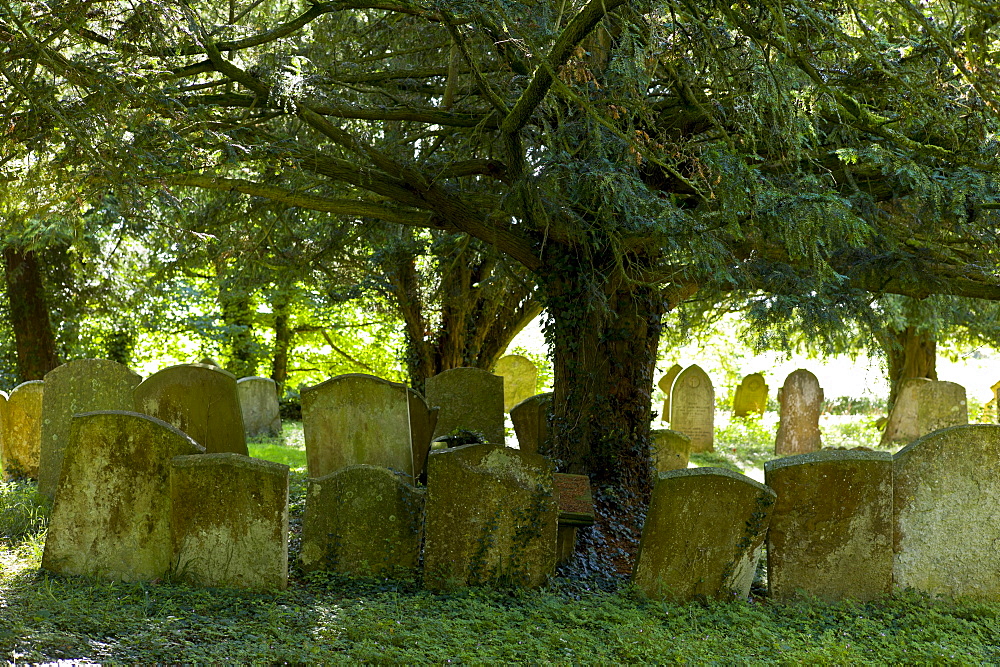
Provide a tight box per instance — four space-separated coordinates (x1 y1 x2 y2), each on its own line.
247 420 306 470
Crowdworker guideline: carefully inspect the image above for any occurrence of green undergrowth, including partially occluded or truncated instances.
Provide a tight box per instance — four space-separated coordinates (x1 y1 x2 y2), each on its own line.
246 420 307 469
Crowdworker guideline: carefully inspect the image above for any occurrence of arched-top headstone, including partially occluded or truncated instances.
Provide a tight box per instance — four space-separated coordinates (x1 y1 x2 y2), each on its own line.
669 365 714 452
657 363 683 423
510 392 553 455
733 373 768 418
881 378 967 446
237 376 282 438
425 367 505 445
494 355 538 412
774 369 823 456
2 381 43 480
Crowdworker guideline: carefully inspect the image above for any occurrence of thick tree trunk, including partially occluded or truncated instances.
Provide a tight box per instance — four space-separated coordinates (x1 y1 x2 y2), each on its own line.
3 247 60 380
884 326 937 410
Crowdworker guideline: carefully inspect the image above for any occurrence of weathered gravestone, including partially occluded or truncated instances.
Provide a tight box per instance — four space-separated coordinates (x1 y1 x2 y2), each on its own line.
423 444 558 589
171 453 289 591
774 369 823 456
510 392 553 454
733 373 768 418
301 374 437 481
300 465 425 576
881 378 968 446
237 376 282 438
992 380 1000 423
134 363 247 456
893 425 1000 600
765 450 893 602
426 367 505 445
657 363 683 423
494 355 538 412
42 411 204 581
669 365 715 452
650 429 691 472
553 473 595 565
1 381 43 480
0 391 6 478
39 359 141 499
633 468 776 602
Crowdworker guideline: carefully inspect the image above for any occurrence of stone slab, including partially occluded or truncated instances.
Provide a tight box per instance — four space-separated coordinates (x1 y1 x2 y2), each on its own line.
669 365 714 452
510 392 552 455
882 379 967 446
651 429 691 473
494 355 538 412
657 364 682 424
554 473 594 526
2 382 43 480
733 373 768 418
237 376 282 438
426 367 505 445
775 369 823 456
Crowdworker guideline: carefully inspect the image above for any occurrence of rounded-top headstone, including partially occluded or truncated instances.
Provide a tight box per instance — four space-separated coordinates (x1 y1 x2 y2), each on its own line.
510 392 553 455
2 381 44 480
733 373 768 418
425 367 505 445
668 365 714 452
494 355 538 412
774 369 823 456
657 363 683 423
237 376 282 438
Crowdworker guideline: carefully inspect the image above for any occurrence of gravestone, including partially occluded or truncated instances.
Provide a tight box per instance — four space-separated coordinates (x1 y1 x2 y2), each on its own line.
669 365 714 452
237 376 282 438
39 359 142 499
510 392 553 455
42 411 204 581
1 381 44 480
134 363 247 456
171 453 289 591
658 363 683 423
553 473 595 564
300 465 425 576
426 367 505 445
733 373 768 418
0 391 6 478
423 444 557 589
651 429 691 472
633 468 776 602
893 425 1000 600
881 379 968 446
774 369 823 456
991 380 1000 423
494 355 538 412
765 450 893 601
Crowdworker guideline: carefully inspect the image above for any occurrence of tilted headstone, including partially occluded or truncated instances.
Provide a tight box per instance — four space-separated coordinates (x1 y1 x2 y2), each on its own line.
510 392 553 454
633 468 776 602
171 453 289 591
134 364 247 456
300 465 425 576
669 365 715 452
423 444 558 589
39 359 141 498
237 376 282 438
42 411 204 581
774 369 823 456
733 373 768 418
494 355 538 412
881 378 967 446
651 429 691 472
765 450 893 602
1 381 43 480
893 425 1000 600
426 367 505 445
657 363 683 423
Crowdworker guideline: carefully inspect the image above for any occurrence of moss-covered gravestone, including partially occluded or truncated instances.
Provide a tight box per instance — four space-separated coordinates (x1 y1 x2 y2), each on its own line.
510 392 553 455
171 453 289 591
2 381 44 479
426 368 505 445
39 359 142 499
300 465 425 576
657 363 682 424
42 411 204 581
669 365 715 452
633 468 776 602
651 429 691 472
733 373 768 418
494 355 538 412
423 444 557 589
765 450 893 602
237 376 282 438
894 425 1000 600
134 364 247 456
774 369 823 456
881 379 967 446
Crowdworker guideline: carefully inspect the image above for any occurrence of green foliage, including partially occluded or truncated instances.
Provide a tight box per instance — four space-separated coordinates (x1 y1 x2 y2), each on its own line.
0 480 49 547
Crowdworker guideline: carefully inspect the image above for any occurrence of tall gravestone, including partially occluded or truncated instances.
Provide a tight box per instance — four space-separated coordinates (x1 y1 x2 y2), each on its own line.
237 376 282 438
732 373 768 418
881 378 967 446
893 425 1000 600
134 363 247 456
658 364 683 423
494 355 538 412
426 367 505 445
765 450 893 601
992 380 1000 423
774 369 823 456
651 429 691 472
0 390 6 478
1 381 44 480
669 365 714 452
42 411 204 581
39 359 141 499
633 468 776 602
510 392 553 454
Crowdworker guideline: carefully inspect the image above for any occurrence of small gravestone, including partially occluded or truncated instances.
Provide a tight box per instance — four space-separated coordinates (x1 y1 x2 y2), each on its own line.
894 425 1000 600
39 359 141 499
774 369 823 456
423 444 557 589
733 373 768 418
300 465 425 576
2 382 43 480
495 355 538 412
881 379 967 446
134 364 247 456
426 367 505 445
510 392 553 455
237 377 282 438
42 411 204 581
669 365 714 452
651 429 691 472
765 450 893 602
553 473 595 564
658 364 683 423
991 380 1000 423
199 357 221 367
633 468 776 602
171 453 289 591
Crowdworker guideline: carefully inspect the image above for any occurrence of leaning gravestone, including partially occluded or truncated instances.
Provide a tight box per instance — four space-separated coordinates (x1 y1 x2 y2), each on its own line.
237 376 282 438
894 425 1000 600
510 392 553 455
669 365 715 452
423 444 558 589
733 373 768 418
658 364 683 423
171 453 289 591
651 429 691 472
633 468 776 602
42 411 204 581
774 369 823 456
301 465 425 576
494 355 538 412
426 367 505 445
39 359 141 499
1 381 44 480
765 450 893 602
881 378 967 446
134 364 247 456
